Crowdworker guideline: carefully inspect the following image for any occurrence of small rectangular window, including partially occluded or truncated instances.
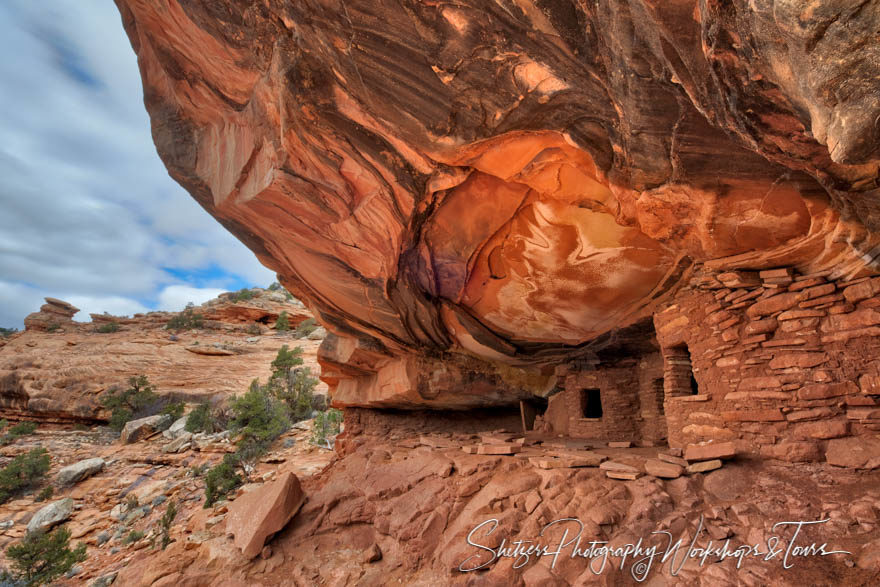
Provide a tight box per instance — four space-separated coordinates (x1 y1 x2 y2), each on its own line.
581 388 602 419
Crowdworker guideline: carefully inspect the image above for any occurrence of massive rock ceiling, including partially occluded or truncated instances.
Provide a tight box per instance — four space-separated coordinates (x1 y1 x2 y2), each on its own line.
115 0 880 407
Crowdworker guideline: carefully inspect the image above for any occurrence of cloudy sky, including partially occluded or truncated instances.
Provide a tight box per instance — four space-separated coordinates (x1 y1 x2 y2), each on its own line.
0 2 276 328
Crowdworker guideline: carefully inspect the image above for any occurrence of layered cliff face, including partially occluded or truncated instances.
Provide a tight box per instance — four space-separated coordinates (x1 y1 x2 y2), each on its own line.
114 0 880 408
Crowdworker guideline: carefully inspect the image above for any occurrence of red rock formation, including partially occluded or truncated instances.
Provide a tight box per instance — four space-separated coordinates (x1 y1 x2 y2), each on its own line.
113 0 880 410
0 290 325 423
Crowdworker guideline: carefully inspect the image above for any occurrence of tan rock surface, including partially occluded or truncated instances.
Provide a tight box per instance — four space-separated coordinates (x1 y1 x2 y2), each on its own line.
0 289 326 423
226 471 305 558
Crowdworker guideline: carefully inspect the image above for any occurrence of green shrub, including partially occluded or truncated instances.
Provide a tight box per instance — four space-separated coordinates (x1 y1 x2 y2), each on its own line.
203 455 242 508
0 327 18 338
274 311 290 331
267 346 317 422
45 323 60 333
34 487 53 503
3 526 86 586
158 500 177 550
245 322 262 336
122 530 144 545
232 288 256 302
228 382 289 444
0 420 7 431
100 375 158 431
184 403 216 434
267 282 281 291
311 409 343 448
161 401 185 421
0 448 51 505
95 322 119 334
293 318 317 338
1 422 38 446
165 303 204 331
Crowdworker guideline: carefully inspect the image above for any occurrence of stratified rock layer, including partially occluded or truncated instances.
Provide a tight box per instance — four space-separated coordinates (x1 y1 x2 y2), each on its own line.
114 0 880 408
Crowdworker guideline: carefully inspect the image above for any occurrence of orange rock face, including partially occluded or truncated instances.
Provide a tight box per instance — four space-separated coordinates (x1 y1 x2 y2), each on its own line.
113 0 880 408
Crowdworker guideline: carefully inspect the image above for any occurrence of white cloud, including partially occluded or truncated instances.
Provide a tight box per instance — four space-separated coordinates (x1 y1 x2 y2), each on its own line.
64 296 150 321
157 286 227 313
0 2 277 329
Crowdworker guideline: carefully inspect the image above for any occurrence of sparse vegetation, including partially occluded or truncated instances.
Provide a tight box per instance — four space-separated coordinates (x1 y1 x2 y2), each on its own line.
125 494 138 511
34 487 53 503
246 322 262 336
203 455 242 508
45 323 60 333
0 420 7 431
165 302 204 331
122 530 144 545
184 403 218 434
293 317 318 338
1 422 38 446
158 500 177 550
232 288 256 302
0 448 51 505
274 311 290 331
0 327 18 338
2 526 86 586
161 401 185 421
267 345 318 422
267 282 282 291
311 409 343 448
228 381 290 444
94 322 120 334
100 375 158 431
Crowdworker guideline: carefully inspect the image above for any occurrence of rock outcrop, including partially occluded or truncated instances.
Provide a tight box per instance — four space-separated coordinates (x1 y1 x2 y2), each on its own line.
226 471 305 558
0 289 326 423
114 0 880 409
23 298 79 333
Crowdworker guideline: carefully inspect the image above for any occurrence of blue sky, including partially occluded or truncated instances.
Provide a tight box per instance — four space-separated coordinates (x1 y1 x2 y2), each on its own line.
0 2 276 328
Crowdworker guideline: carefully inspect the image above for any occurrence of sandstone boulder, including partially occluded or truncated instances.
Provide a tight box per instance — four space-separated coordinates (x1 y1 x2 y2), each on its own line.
56 458 105 486
120 415 170 444
826 436 880 469
684 441 736 462
27 498 73 533
163 416 188 440
226 471 305 558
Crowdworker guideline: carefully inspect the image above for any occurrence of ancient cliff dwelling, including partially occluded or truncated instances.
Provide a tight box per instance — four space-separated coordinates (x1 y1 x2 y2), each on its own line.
0 0 879 584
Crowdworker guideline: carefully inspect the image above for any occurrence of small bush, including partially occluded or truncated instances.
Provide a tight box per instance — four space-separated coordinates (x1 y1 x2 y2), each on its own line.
122 530 144 545
45 323 60 333
1 422 38 446
274 311 290 331
0 327 18 338
34 487 53 503
0 448 51 505
161 401 185 421
232 288 256 302
189 464 209 478
267 346 318 422
245 323 262 336
100 376 158 431
203 455 242 508
0 420 7 431
125 494 138 511
165 303 204 331
95 322 119 334
184 404 216 434
293 318 317 338
228 382 289 443
311 409 343 448
267 282 281 291
158 500 177 550
3 526 86 586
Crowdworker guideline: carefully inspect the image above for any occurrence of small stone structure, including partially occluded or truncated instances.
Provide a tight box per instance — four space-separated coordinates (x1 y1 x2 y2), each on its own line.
542 266 880 462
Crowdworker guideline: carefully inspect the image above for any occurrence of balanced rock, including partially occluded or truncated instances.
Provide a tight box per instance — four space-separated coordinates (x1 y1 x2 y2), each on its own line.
27 498 74 534
56 458 105 486
226 471 305 558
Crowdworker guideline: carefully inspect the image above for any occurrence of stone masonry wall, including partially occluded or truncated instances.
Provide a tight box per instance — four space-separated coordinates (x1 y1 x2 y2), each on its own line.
654 267 880 461
561 353 666 445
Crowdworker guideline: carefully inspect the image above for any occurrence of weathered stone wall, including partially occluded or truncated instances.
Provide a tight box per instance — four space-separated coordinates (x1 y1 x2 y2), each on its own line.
655 268 880 461
560 353 666 445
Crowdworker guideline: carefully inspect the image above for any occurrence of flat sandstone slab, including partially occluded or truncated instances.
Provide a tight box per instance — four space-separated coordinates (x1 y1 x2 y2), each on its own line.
686 459 723 474
684 441 736 462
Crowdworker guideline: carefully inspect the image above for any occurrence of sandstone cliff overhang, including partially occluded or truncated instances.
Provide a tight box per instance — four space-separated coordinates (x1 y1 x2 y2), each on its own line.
114 0 880 408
